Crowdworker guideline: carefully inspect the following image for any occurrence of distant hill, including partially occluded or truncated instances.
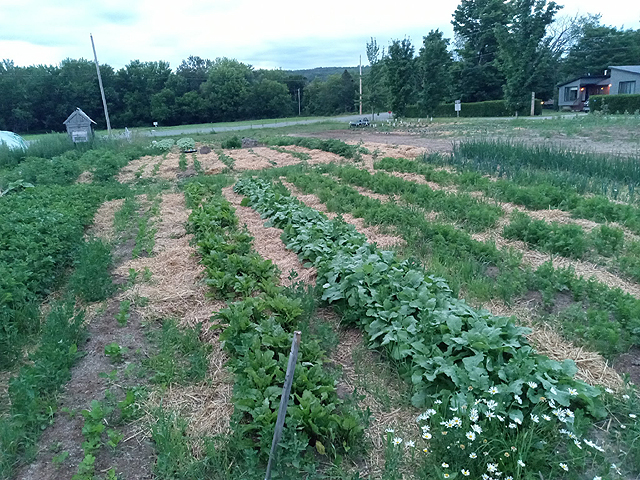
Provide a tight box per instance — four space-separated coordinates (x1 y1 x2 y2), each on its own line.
286 66 371 83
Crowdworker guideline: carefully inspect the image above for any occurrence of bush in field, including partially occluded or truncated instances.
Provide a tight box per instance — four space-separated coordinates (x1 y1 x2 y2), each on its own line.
151 139 174 152
590 94 640 115
88 150 130 181
0 153 82 189
221 135 241 149
176 137 195 152
68 239 114 302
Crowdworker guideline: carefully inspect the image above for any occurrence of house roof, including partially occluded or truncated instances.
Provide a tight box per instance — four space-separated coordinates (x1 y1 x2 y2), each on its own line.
609 65 640 74
63 108 97 125
558 75 609 88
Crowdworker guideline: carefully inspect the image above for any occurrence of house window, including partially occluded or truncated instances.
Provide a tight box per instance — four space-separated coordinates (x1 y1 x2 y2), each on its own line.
619 81 636 94
564 86 578 102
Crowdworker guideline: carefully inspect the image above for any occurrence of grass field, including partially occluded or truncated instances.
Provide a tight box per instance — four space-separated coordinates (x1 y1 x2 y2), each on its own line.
2 121 640 479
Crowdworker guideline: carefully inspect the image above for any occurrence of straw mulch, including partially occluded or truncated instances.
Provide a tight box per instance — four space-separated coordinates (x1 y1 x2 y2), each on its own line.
117 152 227 182
280 180 404 250
320 309 419 479
115 193 226 328
221 186 316 285
75 171 93 184
86 198 124 241
355 141 427 161
486 300 623 390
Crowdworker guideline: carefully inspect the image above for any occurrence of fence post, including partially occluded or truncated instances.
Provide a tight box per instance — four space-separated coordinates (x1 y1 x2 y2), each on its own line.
264 331 302 480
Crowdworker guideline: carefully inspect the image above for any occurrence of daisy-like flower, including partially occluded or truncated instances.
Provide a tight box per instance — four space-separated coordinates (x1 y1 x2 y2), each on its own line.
422 448 429 453
564 409 575 419
527 381 538 388
475 399 482 405
622 395 630 400
441 431 448 435
574 439 582 449
497 415 505 422
517 460 526 468
506 477 514 480
461 470 470 476
568 388 578 396
531 414 540 423
511 446 517 451
549 399 557 408
485 411 496 419
593 477 602 480
508 423 517 429
406 440 415 448
482 475 490 480
426 409 436 416
423 432 433 440
442 462 449 468
385 428 395 433
630 413 637 419
584 439 596 448
452 417 463 428
435 399 443 404
605 388 614 394
487 463 498 473
392 437 402 446
469 452 478 459
542 415 552 421
422 425 431 432
486 400 498 410
513 417 522 425
621 425 627 429
514 395 523 405
444 474 450 479
466 431 476 441
488 386 499 395
468 385 474 391
459 444 466 450
560 463 569 471
471 424 483 434
443 420 455 428
416 413 428 422
469 408 479 422
504 452 510 457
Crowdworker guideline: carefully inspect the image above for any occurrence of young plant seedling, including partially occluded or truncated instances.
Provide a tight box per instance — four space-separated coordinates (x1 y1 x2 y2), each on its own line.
104 342 126 362
115 300 131 326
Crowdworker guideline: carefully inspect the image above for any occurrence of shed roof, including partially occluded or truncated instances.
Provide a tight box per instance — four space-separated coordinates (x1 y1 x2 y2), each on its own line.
609 65 640 75
63 108 97 125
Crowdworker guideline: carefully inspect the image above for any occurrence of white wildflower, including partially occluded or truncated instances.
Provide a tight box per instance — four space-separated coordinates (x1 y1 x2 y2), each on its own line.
560 463 568 472
488 386 499 395
423 432 432 439
574 439 582 449
605 388 614 394
406 440 415 448
517 460 525 468
530 414 540 423
471 424 483 434
469 452 478 459
630 413 637 419
527 382 538 388
385 428 395 433
461 470 470 476
392 437 402 446
514 395 522 405
508 423 517 429
486 400 498 410
487 463 498 473
542 415 552 421
568 388 578 396
442 462 449 468
466 431 476 441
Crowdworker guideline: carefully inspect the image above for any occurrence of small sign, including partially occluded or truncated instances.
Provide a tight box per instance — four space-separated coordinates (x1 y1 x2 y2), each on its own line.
454 100 461 112
71 130 89 143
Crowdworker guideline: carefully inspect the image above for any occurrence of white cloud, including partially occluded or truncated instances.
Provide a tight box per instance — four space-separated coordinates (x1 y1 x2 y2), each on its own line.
0 0 638 70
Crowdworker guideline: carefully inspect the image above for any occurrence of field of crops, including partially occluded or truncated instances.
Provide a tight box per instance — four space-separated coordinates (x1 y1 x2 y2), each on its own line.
1 131 640 480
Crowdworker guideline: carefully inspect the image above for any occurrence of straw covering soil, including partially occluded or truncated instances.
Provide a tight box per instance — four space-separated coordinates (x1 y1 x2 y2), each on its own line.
222 185 316 285
86 198 124 241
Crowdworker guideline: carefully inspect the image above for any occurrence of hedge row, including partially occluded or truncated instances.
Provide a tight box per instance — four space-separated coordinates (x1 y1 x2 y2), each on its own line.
404 99 543 118
590 94 640 114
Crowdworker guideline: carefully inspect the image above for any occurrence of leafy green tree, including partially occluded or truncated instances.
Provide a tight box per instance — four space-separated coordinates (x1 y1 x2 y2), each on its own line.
364 38 388 114
339 70 357 113
562 20 640 79
416 30 454 116
385 38 416 116
451 0 511 102
150 88 176 124
496 0 561 113
201 58 252 122
247 79 293 118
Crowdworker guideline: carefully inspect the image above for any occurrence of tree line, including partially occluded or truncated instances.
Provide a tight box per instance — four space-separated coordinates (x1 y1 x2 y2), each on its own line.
366 0 640 116
1 0 639 133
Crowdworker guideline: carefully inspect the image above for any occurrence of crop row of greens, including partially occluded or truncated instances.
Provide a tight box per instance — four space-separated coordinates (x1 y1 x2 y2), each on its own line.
319 163 502 232
253 165 640 358
263 136 364 159
374 155 640 235
184 180 365 474
233 176 625 480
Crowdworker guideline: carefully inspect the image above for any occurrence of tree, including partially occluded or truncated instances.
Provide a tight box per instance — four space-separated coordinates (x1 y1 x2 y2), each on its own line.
417 30 454 116
385 38 415 116
496 0 561 113
451 0 511 102
365 38 388 114
247 79 293 118
201 58 252 122
339 70 357 113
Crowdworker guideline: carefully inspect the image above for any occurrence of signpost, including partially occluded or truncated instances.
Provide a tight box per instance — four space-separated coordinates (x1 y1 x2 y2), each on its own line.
455 100 461 118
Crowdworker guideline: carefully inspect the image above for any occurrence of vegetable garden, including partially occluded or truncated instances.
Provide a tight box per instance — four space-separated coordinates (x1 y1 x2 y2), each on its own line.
1 130 640 480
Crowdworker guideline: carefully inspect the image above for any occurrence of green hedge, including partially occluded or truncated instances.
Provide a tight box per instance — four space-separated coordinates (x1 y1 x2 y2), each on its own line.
404 99 543 118
590 94 640 114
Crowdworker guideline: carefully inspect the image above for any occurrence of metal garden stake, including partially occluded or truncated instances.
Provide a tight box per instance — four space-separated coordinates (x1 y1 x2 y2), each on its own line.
265 330 302 480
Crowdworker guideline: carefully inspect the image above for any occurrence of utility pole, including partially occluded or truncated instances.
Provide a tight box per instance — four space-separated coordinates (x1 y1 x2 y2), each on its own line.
90 33 112 136
359 55 362 115
297 88 301 116
530 91 536 116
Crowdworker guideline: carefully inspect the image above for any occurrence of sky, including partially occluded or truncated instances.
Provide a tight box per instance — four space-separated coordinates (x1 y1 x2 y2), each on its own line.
1 0 639 71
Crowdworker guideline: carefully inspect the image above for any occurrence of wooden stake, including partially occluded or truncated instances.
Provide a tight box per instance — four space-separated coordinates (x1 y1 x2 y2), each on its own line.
530 91 536 117
265 331 302 480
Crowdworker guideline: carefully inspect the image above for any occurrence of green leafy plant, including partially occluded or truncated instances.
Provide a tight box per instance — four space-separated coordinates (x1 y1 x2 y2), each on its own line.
177 137 196 152
115 300 131 326
178 152 187 171
221 135 242 149
104 342 125 363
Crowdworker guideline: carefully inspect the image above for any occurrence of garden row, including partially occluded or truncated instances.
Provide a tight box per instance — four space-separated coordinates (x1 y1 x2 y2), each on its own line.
184 178 366 476
234 176 635 480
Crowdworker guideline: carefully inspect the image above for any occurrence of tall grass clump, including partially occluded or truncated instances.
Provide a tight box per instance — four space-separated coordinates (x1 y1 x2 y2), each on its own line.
451 139 640 202
68 238 115 302
0 133 77 168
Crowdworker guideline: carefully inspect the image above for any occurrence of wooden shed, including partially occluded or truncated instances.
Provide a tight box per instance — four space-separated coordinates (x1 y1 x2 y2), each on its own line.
63 108 96 143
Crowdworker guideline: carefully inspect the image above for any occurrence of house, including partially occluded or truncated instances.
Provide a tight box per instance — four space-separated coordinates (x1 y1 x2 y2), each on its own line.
558 65 640 111
63 108 96 143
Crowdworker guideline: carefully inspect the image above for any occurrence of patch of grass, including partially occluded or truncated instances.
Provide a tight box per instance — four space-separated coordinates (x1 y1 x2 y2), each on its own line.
145 320 211 386
68 238 115 302
114 196 139 234
269 145 311 161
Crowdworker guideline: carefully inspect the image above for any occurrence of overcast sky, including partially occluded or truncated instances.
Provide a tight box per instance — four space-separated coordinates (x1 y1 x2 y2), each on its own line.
1 0 639 71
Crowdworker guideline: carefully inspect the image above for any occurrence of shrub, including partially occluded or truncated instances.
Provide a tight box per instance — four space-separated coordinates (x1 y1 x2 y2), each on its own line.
176 137 196 152
221 135 242 149
404 99 543 118
590 94 640 114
